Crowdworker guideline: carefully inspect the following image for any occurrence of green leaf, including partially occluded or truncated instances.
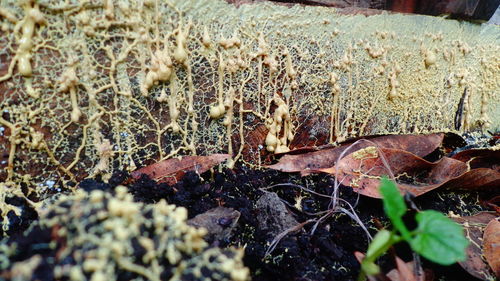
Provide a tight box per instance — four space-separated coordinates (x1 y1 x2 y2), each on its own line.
361 261 380 276
363 230 402 278
379 177 410 240
366 229 392 258
410 210 469 265
380 177 406 219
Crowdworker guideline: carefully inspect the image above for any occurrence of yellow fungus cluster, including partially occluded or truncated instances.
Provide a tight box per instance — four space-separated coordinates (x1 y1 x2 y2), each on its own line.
265 94 294 153
17 0 45 77
142 43 173 96
0 186 249 281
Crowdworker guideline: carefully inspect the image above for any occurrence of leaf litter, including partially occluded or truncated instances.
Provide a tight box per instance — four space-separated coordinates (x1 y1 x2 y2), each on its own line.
269 133 499 198
131 154 230 185
267 134 445 174
483 218 500 278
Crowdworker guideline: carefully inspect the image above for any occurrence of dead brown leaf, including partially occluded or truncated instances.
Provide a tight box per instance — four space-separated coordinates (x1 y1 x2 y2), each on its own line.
131 154 230 185
386 257 417 281
268 134 444 174
452 149 500 171
483 218 500 278
482 195 500 214
452 212 497 280
319 148 465 198
438 168 500 191
318 147 500 198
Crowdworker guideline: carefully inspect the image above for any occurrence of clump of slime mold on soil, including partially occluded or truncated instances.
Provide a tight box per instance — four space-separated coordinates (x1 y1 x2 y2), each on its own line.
0 185 249 280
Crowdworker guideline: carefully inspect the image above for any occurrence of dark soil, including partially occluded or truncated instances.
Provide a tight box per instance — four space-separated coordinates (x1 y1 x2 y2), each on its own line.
2 160 495 280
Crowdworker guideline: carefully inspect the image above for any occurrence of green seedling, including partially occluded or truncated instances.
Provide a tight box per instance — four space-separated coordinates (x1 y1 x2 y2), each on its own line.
359 177 469 280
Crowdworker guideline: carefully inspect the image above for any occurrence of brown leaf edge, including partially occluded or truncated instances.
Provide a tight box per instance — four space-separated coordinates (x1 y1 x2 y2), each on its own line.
268 133 444 174
131 154 230 185
483 218 500 278
318 147 499 198
453 212 497 280
386 257 417 281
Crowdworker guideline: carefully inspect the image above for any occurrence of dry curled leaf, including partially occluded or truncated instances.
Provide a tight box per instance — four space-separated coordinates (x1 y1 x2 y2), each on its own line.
319 146 500 198
452 149 500 171
482 195 500 214
452 212 497 280
484 218 500 278
131 154 230 185
438 168 500 191
320 147 465 198
268 134 444 174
